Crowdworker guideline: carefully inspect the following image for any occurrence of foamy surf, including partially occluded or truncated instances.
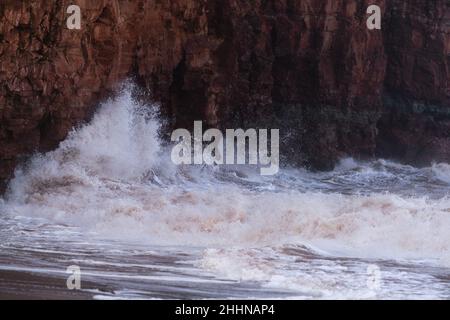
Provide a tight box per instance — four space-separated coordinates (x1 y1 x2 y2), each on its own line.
1 86 450 299
432 163 450 185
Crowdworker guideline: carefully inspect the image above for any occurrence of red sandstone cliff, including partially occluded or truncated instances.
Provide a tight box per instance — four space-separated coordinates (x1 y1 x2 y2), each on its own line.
378 0 450 165
0 0 449 191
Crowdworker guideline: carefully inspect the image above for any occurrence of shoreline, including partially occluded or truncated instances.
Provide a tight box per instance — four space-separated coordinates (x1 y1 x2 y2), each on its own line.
0 269 100 300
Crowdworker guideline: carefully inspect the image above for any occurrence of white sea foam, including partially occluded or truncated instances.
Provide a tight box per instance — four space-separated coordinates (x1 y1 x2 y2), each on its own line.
432 163 450 184
2 85 450 288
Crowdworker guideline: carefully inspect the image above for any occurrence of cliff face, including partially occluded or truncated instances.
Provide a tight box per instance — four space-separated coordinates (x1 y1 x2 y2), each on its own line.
0 0 449 191
377 0 450 165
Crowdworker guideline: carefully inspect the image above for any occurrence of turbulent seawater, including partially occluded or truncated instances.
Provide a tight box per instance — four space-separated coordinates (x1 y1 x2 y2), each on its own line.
1 88 450 299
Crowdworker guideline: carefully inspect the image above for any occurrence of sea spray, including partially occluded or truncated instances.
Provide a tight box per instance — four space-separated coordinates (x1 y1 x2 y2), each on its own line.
1 86 449 268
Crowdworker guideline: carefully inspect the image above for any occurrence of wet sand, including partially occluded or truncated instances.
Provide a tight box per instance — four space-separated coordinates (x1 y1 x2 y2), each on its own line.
0 269 100 300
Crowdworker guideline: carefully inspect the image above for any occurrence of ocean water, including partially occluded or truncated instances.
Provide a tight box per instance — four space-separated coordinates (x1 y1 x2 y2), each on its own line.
1 88 450 299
